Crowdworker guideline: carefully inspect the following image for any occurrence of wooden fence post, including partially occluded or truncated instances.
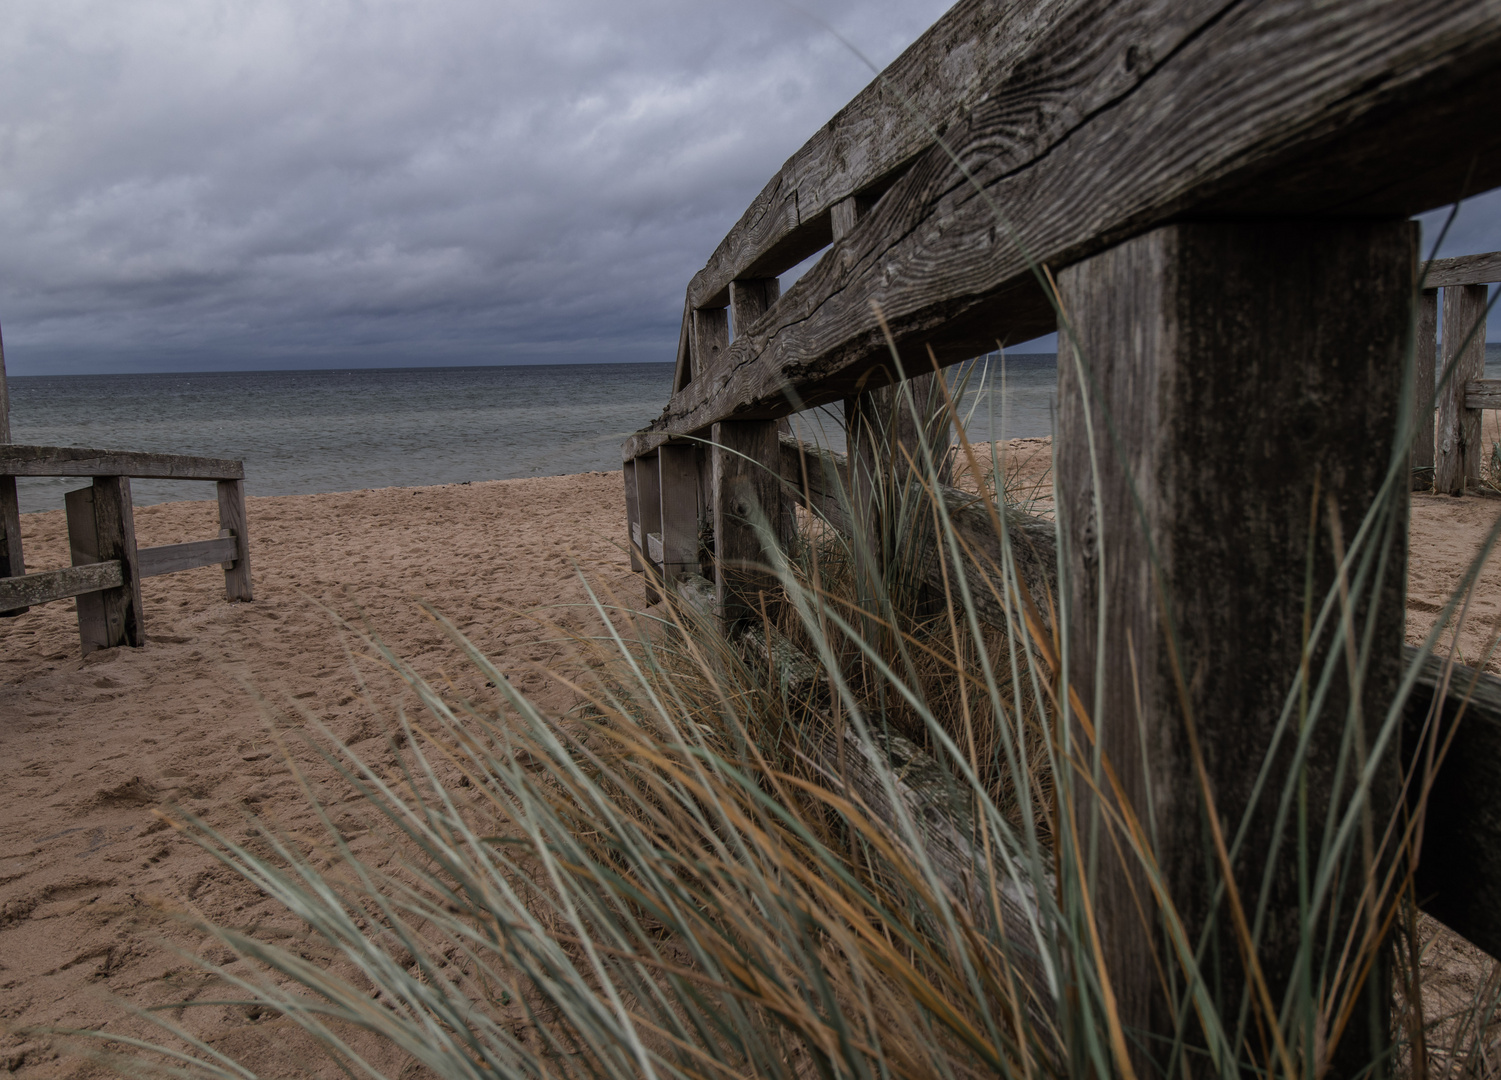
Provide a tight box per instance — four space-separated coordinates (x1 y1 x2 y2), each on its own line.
729 279 780 336
692 308 729 382
64 487 107 653
658 442 699 587
0 322 23 615
1413 288 1438 490
623 458 643 573
65 477 145 652
0 477 21 585
712 420 781 629
216 478 253 601
636 452 662 605
1436 283 1489 494
1057 220 1411 1078
834 193 951 575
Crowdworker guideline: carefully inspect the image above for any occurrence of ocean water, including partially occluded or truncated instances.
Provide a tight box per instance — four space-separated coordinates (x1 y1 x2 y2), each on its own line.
12 346 1493 515
5 358 1063 514
787 353 1059 451
6 364 676 514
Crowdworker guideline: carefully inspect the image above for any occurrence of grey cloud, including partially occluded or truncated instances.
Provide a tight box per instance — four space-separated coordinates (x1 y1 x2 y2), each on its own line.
1 0 951 373
4 0 1497 376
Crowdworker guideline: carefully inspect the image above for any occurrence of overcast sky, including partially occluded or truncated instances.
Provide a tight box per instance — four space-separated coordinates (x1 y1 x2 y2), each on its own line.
3 0 1499 377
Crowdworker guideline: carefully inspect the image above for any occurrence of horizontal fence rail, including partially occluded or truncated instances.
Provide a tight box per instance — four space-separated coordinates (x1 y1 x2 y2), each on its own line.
627 0 1501 460
0 445 244 480
0 560 124 612
136 535 239 579
1464 380 1501 410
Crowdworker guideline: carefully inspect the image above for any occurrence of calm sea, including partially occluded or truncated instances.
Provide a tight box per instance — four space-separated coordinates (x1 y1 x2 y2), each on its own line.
14 346 1493 514
3 359 1059 514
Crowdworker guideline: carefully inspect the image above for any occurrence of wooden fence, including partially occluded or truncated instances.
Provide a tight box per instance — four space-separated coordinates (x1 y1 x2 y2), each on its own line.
1413 252 1500 493
0 349 252 655
620 0 1501 1069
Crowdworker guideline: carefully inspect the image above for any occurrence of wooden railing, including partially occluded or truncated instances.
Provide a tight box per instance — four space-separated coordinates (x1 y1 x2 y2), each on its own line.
0 445 253 654
620 0 1501 1069
1413 252 1500 493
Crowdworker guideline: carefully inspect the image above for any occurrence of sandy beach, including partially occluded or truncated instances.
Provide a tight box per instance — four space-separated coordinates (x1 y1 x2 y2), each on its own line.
1 450 1499 1077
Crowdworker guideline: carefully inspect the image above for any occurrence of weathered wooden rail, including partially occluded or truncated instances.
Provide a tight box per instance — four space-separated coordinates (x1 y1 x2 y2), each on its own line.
622 0 1501 1071
0 343 253 655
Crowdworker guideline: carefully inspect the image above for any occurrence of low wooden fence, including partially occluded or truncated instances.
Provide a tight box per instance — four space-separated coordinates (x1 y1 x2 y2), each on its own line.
1413 251 1501 493
0 446 253 654
620 0 1501 1068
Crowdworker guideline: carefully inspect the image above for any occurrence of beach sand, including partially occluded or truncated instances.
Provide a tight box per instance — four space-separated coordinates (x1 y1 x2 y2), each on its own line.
0 470 643 1078
1 448 1498 1076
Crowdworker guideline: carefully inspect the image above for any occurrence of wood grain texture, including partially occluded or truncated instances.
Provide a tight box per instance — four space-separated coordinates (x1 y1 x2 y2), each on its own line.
1465 379 1501 410
657 443 699 585
691 308 729 385
0 321 9 444
728 278 780 341
90 475 146 650
623 460 643 573
0 561 123 613
671 302 694 393
0 476 23 617
0 445 244 480
137 536 239 579
829 195 869 246
1406 647 1501 960
0 334 20 609
683 0 1141 310
1057 221 1412 1075
1426 250 1501 287
216 478 253 601
1437 283 1489 493
65 486 110 652
636 453 662 605
712 420 782 628
624 0 1501 460
1414 288 1438 490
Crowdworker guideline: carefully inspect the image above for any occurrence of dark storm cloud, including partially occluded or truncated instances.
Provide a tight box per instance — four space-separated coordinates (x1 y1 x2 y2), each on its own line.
0 0 951 373
3 1 1497 376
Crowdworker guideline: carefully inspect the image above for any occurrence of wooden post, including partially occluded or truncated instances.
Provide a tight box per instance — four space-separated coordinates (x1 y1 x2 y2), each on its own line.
65 487 109 653
729 279 780 337
1057 220 1411 1078
730 276 800 555
835 192 951 573
0 477 21 584
623 458 643 573
1412 288 1438 490
65 477 145 652
636 452 662 605
712 420 782 629
1436 283 1489 494
658 442 699 587
0 321 23 615
216 478 253 601
671 300 695 393
692 308 729 382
